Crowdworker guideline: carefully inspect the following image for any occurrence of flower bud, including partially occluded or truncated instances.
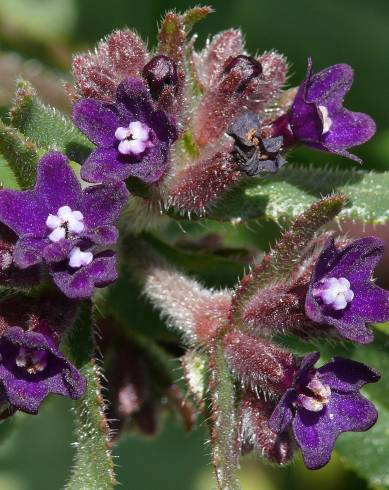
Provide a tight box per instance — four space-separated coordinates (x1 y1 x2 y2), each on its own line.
240 390 294 464
142 55 179 99
223 331 296 395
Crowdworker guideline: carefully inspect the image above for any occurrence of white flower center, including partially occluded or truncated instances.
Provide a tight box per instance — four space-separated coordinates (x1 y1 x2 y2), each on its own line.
68 246 93 268
16 347 48 374
318 105 332 134
313 276 354 311
46 206 85 242
115 121 153 156
0 250 13 270
297 375 331 412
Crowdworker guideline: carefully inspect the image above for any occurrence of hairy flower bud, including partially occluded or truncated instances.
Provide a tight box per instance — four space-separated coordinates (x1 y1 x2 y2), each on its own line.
223 331 297 395
240 390 294 464
142 55 179 100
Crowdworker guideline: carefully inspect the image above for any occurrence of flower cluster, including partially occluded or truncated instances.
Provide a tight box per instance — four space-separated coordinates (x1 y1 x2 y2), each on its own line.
0 7 384 488
143 202 389 470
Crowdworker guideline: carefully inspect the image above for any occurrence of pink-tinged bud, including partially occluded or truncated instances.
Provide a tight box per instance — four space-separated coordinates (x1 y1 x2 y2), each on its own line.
241 283 308 334
142 55 179 100
71 29 148 102
72 55 117 102
223 331 296 395
240 390 294 464
193 55 264 146
143 266 232 344
106 30 147 79
250 51 288 114
166 151 241 214
193 29 245 89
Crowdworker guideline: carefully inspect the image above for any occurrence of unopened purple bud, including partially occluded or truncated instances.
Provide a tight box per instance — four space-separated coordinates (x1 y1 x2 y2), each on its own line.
222 55 262 93
142 55 179 99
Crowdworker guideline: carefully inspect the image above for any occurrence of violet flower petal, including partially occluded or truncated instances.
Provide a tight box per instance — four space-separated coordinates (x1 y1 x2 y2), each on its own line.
72 99 119 147
288 59 376 162
318 357 380 392
268 389 295 433
13 237 46 268
81 146 168 184
115 78 154 119
80 183 129 228
0 191 46 236
42 240 75 263
81 225 119 246
35 152 82 213
292 391 378 469
50 252 117 299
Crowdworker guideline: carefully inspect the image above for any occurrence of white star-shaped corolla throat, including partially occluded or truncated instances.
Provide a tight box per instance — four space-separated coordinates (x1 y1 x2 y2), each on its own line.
115 121 154 156
68 247 93 268
318 105 332 134
313 277 354 311
46 205 85 243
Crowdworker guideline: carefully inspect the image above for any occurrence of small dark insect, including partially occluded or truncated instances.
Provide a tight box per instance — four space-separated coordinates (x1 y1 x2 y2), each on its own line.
227 111 286 177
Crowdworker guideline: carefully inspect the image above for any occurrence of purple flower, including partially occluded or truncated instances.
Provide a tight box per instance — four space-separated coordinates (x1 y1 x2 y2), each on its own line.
269 352 379 469
72 77 178 184
273 59 376 163
305 237 389 344
0 325 86 414
0 151 128 298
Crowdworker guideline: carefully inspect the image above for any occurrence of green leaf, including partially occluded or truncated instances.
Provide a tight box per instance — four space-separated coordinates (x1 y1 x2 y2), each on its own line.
208 339 241 490
0 119 39 188
64 305 116 490
10 79 93 163
0 153 19 190
209 165 389 224
232 195 345 322
336 401 389 489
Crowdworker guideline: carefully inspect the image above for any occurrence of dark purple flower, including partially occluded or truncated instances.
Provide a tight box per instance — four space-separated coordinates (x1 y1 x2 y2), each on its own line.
228 111 286 176
72 77 178 184
305 237 389 344
0 151 128 298
222 55 263 93
273 59 376 163
0 325 86 414
142 55 179 100
269 352 379 469
0 223 43 288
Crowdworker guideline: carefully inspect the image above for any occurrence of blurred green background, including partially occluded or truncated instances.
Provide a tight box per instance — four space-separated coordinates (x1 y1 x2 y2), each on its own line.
0 0 388 489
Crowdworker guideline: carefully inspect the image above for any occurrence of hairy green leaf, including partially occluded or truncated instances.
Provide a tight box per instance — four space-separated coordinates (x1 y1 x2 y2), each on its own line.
64 305 116 490
209 165 389 224
0 119 39 188
0 153 19 189
336 401 389 489
208 339 241 490
10 79 93 163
